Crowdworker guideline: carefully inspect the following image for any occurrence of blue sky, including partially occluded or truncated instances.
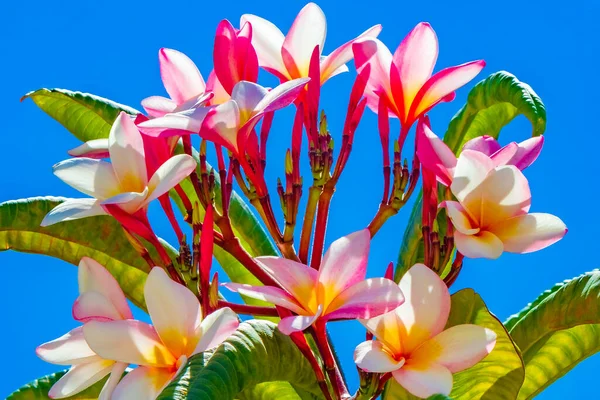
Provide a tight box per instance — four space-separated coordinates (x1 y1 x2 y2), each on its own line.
1 0 598 398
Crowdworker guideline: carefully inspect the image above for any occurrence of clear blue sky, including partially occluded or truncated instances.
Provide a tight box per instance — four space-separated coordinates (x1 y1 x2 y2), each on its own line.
1 0 598 398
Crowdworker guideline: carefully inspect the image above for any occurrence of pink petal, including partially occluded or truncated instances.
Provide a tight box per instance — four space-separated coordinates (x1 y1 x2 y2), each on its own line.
111 366 176 400
206 71 231 105
490 142 518 167
462 135 501 156
254 78 311 114
193 307 240 354
68 139 110 159
282 3 326 76
83 320 176 368
200 101 241 153
41 198 106 227
222 282 307 315
410 60 485 122
214 20 242 94
237 21 260 84
278 307 322 335
159 48 206 104
137 107 213 138
146 154 197 204
320 24 382 83
416 120 456 186
230 81 269 116
489 213 567 254
36 327 99 366
98 362 128 400
48 360 115 399
78 257 133 319
394 23 438 107
240 14 288 77
392 362 452 398
72 291 121 322
440 201 479 235
323 278 404 320
144 267 202 358
354 340 404 373
509 136 544 170
454 230 504 259
412 324 496 373
108 112 148 192
352 38 395 115
141 96 178 118
317 229 371 310
450 149 495 204
52 158 119 199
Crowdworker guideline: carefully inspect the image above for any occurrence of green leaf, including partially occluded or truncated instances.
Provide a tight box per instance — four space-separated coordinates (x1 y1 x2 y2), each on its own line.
7 370 108 399
238 382 321 400
22 88 139 141
507 269 600 399
384 289 524 400
158 320 324 400
395 71 547 280
0 197 152 309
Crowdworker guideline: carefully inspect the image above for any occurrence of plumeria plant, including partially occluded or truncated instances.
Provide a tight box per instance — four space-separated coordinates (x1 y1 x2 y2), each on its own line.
4 2 596 400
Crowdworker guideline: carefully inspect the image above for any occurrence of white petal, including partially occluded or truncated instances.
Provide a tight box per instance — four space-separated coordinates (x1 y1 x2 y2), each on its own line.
108 112 148 192
48 360 115 399
450 149 494 204
101 188 149 214
354 340 404 373
36 327 99 366
193 307 239 354
111 366 176 400
240 14 287 76
392 362 453 399
146 154 197 204
53 158 119 199
41 198 106 227
98 362 128 400
68 139 109 158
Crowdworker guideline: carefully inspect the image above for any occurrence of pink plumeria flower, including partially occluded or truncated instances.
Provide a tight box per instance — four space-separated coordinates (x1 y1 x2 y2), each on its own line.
36 258 133 399
138 79 308 156
223 229 404 335
41 112 196 226
352 23 485 131
440 149 566 259
241 2 381 85
83 267 239 400
417 120 544 186
355 264 496 398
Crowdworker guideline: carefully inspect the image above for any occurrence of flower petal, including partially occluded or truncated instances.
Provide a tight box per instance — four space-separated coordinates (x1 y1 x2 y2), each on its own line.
206 71 231 105
68 139 110 159
111 366 176 400
282 2 326 76
509 136 544 170
412 324 496 373
222 282 306 315
193 307 240 354
490 142 518 167
159 48 206 104
144 267 202 358
72 291 121 322
489 213 567 253
394 22 438 105
98 362 128 400
317 229 370 311
450 149 494 204
352 38 395 114
416 120 456 186
278 306 322 335
138 107 213 137
354 340 405 373
231 81 269 116
108 112 148 192
320 25 382 83
454 230 504 259
324 278 404 320
254 78 310 115
462 135 501 156
141 96 178 118
200 101 241 153
411 60 485 120
83 320 176 368
36 327 99 366
41 198 106 227
52 158 119 199
240 14 287 77
78 257 132 320
48 360 115 399
360 310 405 355
440 201 478 235
392 362 452 398
146 154 197 204
101 188 149 215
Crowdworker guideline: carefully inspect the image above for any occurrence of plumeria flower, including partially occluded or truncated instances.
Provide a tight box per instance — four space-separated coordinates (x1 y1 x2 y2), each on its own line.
440 149 566 259
83 267 239 400
41 112 196 226
36 258 133 399
355 264 496 398
223 229 404 335
138 79 308 156
352 23 485 132
417 120 544 186
241 2 381 85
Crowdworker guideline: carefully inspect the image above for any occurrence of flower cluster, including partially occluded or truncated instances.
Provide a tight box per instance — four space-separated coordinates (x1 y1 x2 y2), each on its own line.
31 2 567 400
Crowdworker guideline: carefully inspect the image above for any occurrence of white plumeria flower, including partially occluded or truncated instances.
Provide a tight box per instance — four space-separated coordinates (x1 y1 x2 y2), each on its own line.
41 112 197 226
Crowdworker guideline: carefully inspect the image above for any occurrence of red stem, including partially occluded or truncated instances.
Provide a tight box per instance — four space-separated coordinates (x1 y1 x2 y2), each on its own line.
217 300 279 317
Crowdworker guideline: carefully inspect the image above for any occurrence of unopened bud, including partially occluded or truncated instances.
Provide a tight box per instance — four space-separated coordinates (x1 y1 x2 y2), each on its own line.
200 139 207 156
192 202 202 226
285 149 293 175
209 273 220 309
319 111 328 137
123 230 147 255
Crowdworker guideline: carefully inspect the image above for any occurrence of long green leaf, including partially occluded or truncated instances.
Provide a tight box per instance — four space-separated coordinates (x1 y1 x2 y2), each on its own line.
7 370 108 400
238 382 321 400
507 269 600 399
158 320 324 400
396 71 547 280
22 88 139 141
0 197 150 309
384 289 524 400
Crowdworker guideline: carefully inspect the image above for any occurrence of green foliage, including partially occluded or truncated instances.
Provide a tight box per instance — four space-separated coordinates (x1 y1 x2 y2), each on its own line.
7 370 108 400
384 289 524 400
0 197 152 309
158 320 324 400
507 270 600 399
395 71 547 281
